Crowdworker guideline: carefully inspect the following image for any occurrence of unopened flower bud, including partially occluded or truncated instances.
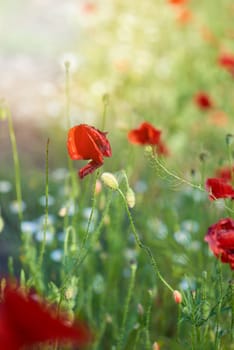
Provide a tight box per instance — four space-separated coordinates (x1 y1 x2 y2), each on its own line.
173 290 182 304
126 187 136 208
102 93 109 105
0 216 4 233
95 179 102 195
105 313 112 323
101 172 119 190
199 151 208 162
65 287 75 300
152 341 160 350
137 303 144 316
202 271 207 280
226 133 234 146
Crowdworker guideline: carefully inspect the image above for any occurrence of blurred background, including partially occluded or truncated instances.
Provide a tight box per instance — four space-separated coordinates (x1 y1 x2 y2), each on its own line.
1 0 234 166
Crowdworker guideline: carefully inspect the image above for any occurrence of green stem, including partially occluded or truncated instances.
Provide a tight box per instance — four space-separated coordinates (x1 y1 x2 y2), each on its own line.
200 159 206 188
152 150 234 214
6 106 23 221
57 173 99 311
101 94 109 131
214 261 223 350
153 152 203 192
65 61 71 130
8 256 14 278
117 263 137 350
117 188 173 292
63 225 77 260
90 193 112 245
145 291 153 350
226 134 234 183
231 279 234 342
64 60 79 203
38 139 50 268
81 172 99 250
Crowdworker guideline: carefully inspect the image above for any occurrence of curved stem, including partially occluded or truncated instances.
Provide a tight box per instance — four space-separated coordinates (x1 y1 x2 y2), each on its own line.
117 188 174 292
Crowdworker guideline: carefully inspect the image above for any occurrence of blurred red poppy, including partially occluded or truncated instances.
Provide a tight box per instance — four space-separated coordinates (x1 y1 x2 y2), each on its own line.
205 217 234 269
218 53 234 76
200 26 217 46
168 0 187 5
67 124 112 179
82 2 97 14
194 92 213 110
176 7 193 24
205 177 234 200
0 283 92 349
128 122 169 156
128 122 161 146
157 140 170 156
216 165 234 182
208 110 228 127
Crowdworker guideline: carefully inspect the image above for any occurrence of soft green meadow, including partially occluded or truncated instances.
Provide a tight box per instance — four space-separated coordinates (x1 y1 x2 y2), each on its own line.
0 1 234 349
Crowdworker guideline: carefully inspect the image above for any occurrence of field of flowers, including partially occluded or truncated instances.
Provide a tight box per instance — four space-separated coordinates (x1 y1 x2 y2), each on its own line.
0 0 234 349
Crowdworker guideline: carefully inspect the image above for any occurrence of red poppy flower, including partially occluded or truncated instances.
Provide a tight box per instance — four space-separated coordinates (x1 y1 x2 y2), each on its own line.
168 0 187 5
194 92 213 110
216 165 234 182
128 122 161 146
205 177 234 200
205 217 234 269
0 283 92 349
67 124 112 179
176 7 193 24
157 140 170 156
128 122 170 156
218 53 234 76
82 2 97 14
208 110 229 127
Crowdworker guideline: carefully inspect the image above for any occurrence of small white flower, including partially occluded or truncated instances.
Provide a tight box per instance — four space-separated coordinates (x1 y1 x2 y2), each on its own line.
0 181 12 193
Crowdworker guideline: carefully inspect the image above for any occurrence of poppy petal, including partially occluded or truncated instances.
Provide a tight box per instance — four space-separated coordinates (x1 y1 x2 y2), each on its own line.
0 284 92 349
205 178 234 200
79 160 102 179
67 124 112 179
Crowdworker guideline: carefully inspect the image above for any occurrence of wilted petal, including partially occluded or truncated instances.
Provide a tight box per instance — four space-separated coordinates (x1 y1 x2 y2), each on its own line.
79 160 102 179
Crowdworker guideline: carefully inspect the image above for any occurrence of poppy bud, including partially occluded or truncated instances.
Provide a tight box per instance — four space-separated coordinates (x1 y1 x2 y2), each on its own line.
152 341 160 350
101 172 119 190
126 187 136 208
65 287 75 300
226 133 234 146
202 271 207 280
173 290 182 304
137 303 144 316
0 215 4 233
95 180 102 195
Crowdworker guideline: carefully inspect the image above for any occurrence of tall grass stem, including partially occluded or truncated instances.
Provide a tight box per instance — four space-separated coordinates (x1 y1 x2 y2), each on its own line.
6 106 23 221
38 138 50 269
116 263 137 350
